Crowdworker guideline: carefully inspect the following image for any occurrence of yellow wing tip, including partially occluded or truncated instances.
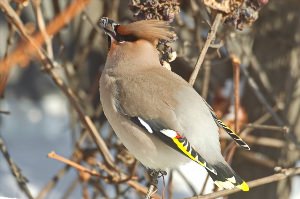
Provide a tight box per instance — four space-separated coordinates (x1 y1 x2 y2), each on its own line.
237 181 249 192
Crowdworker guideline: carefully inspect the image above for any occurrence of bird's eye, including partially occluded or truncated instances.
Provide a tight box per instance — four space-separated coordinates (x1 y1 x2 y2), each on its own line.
98 17 121 41
99 17 136 43
99 17 109 29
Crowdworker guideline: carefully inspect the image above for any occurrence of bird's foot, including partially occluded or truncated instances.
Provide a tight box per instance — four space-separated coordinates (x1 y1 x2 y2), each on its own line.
145 184 157 199
145 169 167 199
148 169 167 184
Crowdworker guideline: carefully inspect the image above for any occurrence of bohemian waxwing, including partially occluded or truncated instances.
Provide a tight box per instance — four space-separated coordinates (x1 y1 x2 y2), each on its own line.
99 17 250 192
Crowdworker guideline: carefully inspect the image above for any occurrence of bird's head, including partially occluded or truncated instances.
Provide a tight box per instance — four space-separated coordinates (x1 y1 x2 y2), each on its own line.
98 17 176 46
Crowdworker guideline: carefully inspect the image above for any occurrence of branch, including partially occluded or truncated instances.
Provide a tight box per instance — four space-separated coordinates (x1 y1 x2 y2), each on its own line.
232 54 240 133
237 150 277 169
0 0 117 170
185 167 300 199
0 0 90 95
36 132 89 199
0 110 10 115
48 151 104 178
220 134 286 148
0 135 33 199
240 65 284 126
245 123 289 134
188 13 222 86
48 151 161 199
32 0 53 59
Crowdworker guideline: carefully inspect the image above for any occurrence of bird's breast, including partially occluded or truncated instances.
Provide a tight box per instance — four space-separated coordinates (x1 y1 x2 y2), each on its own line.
99 72 189 169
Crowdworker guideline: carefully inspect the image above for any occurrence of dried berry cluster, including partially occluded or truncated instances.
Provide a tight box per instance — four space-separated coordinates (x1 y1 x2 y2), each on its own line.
130 0 180 22
204 0 268 30
224 0 268 30
129 0 179 69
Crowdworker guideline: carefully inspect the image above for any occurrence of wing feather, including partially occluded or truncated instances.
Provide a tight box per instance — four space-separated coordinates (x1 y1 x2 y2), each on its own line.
201 98 250 150
130 117 217 175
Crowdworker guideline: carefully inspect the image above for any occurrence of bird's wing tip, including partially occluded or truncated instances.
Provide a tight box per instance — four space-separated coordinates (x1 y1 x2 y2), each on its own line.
237 181 250 192
214 180 249 192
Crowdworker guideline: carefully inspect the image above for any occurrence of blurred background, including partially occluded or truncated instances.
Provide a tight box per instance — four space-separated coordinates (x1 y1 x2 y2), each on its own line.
0 0 299 198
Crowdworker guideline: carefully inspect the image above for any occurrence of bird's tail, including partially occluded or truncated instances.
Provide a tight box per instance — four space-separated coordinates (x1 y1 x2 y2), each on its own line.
206 162 249 191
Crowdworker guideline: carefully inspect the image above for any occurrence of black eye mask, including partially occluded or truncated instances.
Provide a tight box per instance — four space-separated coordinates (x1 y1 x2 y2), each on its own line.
98 17 138 43
98 17 120 41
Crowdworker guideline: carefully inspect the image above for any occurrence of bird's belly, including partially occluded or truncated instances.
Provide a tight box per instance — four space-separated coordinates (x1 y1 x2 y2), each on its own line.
113 118 190 169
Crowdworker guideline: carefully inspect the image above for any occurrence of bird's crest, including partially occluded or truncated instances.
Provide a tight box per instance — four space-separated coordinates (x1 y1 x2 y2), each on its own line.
99 17 176 43
116 20 176 43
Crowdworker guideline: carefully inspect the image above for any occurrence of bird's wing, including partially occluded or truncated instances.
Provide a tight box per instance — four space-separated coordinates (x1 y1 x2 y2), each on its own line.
129 117 217 175
113 67 249 191
130 115 249 191
201 98 250 150
113 69 216 174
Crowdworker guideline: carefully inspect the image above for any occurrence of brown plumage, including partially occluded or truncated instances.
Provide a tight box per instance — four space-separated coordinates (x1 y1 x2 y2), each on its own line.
116 20 175 44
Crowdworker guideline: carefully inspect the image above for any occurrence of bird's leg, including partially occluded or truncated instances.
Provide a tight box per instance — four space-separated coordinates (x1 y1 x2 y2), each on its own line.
145 169 167 199
145 169 159 199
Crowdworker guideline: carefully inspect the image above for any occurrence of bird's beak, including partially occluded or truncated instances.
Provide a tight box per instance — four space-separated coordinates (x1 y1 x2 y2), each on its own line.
98 17 120 41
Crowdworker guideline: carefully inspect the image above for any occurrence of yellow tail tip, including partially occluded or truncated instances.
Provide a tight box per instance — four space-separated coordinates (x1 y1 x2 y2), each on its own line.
237 181 249 191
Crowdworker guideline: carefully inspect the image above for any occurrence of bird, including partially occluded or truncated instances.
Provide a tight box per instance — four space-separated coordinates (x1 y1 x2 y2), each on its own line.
98 17 250 193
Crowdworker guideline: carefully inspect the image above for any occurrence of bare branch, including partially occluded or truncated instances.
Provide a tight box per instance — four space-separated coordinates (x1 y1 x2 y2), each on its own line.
189 13 222 86
232 54 241 133
0 135 33 199
0 0 91 94
48 151 104 178
0 110 10 115
244 124 289 134
0 0 117 169
221 134 286 148
185 167 300 199
237 150 277 169
240 65 285 126
32 0 54 59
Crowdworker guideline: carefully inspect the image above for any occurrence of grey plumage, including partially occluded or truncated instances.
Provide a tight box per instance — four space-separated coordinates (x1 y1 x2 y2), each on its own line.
99 18 249 191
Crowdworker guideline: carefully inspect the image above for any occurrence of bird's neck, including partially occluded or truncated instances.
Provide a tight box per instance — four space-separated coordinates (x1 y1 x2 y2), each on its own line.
104 39 161 72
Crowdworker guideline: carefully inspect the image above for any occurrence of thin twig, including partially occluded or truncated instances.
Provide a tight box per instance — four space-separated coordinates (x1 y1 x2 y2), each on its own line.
82 9 103 34
223 105 279 157
245 124 289 133
201 61 211 99
221 134 286 148
185 167 300 199
241 44 273 93
0 3 22 96
237 150 277 169
0 0 116 169
127 180 161 199
32 0 54 59
240 65 284 126
167 170 173 199
82 182 90 199
36 163 71 199
48 151 158 198
0 135 33 199
61 177 79 199
199 174 210 195
36 131 88 199
232 54 240 133
0 0 91 84
90 180 109 198
0 110 10 114
48 151 104 178
225 55 240 164
189 13 222 85
175 169 197 196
